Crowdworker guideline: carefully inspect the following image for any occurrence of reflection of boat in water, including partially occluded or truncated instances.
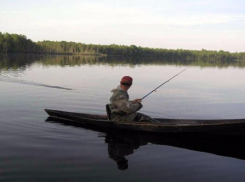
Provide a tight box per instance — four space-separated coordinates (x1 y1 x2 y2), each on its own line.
46 116 245 170
45 109 245 136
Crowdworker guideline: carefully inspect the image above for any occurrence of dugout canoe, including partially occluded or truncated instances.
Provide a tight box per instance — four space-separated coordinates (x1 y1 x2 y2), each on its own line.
44 109 245 136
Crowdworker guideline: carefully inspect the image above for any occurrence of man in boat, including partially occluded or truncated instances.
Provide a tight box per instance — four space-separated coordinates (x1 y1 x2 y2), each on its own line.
109 76 158 123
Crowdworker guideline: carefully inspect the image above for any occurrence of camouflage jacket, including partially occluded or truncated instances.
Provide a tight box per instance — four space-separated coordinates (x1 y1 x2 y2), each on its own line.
110 85 143 115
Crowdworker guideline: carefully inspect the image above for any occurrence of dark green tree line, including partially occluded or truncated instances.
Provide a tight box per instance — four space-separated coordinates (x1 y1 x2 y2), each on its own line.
0 32 42 53
1 32 245 63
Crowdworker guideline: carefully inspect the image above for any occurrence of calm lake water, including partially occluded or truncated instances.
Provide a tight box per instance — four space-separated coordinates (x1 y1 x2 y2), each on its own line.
1 54 245 181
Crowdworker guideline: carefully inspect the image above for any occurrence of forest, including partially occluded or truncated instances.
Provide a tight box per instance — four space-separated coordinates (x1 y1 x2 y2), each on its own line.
1 32 245 62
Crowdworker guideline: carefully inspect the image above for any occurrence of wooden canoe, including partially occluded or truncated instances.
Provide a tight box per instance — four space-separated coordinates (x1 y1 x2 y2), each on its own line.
44 109 245 136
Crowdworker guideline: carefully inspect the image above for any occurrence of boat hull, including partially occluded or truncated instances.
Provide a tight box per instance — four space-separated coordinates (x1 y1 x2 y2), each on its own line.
45 109 245 136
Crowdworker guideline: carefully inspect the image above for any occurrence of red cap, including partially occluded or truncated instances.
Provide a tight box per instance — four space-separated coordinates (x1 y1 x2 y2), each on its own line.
120 76 133 86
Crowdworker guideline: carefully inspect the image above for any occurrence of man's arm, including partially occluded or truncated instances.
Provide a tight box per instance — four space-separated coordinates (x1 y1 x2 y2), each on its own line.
116 95 143 114
131 99 142 103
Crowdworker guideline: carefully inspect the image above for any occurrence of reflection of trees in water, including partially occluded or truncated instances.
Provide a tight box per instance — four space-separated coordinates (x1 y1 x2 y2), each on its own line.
0 54 42 72
40 55 245 68
1 54 245 73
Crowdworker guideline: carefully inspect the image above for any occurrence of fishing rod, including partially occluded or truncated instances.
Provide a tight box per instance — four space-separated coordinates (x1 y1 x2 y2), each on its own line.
141 68 187 100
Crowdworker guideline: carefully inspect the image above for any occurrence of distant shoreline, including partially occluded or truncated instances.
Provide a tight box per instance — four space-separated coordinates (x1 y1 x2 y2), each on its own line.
1 32 245 62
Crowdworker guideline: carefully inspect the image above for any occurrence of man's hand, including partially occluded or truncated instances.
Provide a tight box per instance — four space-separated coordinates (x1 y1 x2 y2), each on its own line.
131 99 142 103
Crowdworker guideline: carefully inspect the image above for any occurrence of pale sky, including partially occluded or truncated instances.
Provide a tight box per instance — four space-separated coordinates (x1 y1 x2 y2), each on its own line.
0 0 245 52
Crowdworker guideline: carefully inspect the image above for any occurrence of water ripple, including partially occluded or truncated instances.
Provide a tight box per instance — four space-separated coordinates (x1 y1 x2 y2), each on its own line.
0 76 73 90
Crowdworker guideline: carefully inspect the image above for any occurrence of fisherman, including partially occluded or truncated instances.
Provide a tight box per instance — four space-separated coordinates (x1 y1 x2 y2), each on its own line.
109 76 158 123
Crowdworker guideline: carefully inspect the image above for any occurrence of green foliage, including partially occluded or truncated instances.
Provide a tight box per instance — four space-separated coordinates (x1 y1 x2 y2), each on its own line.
0 32 41 53
1 32 245 63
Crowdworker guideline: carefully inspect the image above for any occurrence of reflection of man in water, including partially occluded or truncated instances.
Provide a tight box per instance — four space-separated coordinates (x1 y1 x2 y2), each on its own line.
106 133 148 170
110 76 158 123
108 141 131 170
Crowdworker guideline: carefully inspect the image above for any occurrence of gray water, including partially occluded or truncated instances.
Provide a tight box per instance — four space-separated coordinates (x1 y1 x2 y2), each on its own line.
1 54 245 181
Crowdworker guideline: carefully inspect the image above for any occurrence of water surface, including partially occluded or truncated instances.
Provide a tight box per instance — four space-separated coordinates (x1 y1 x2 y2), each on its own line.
1 54 245 181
